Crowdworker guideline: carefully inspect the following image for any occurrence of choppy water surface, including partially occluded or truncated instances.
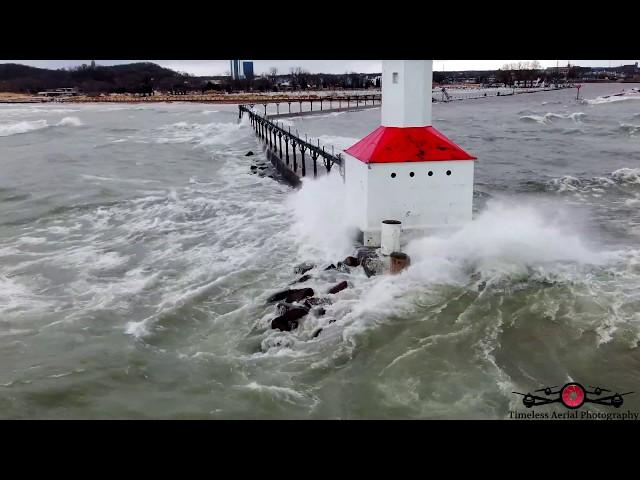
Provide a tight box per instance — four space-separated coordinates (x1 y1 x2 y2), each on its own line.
1 84 639 419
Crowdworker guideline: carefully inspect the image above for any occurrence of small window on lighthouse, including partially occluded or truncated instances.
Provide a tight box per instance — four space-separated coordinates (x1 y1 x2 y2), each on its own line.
392 72 399 84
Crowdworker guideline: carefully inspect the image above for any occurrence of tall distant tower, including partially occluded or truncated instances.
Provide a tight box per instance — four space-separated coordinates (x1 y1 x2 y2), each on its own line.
344 60 476 246
90 60 96 69
242 61 254 79
230 60 247 80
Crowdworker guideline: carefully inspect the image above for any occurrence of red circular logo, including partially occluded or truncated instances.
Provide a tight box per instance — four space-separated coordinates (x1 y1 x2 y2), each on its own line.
561 383 586 409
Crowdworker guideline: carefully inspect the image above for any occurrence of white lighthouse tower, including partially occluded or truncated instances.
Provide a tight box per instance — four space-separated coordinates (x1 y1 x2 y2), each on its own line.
344 60 476 247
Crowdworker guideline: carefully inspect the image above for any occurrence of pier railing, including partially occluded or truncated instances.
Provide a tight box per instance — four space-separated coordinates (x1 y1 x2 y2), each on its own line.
432 84 575 102
253 93 382 117
239 105 344 187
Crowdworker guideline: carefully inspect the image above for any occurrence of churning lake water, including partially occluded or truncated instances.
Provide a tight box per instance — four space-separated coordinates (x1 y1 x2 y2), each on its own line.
1 83 639 419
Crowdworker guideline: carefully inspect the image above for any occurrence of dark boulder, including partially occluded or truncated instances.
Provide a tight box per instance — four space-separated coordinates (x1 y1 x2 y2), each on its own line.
294 274 312 284
276 301 309 316
245 151 254 156
294 263 315 275
271 306 308 331
267 290 291 303
271 316 297 331
327 281 348 295
286 288 314 303
336 262 350 273
362 258 377 278
356 246 378 265
323 264 336 271
343 256 360 267
250 165 257 170
312 307 326 317
312 328 323 338
267 288 314 304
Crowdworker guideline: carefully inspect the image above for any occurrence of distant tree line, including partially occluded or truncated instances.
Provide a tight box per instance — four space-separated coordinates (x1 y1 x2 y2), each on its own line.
0 62 194 95
434 61 599 88
4 61 628 96
0 62 382 95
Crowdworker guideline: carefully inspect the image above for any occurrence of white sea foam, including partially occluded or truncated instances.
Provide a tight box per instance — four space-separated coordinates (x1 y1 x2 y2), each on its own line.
153 117 250 146
406 201 606 276
0 107 79 117
286 171 357 263
618 123 640 136
17 236 47 246
611 168 640 184
0 274 52 313
332 199 618 345
549 168 640 197
272 118 294 127
519 112 585 125
238 381 311 405
550 175 583 192
36 108 80 114
56 116 83 127
0 119 49 137
81 174 160 185
586 94 640 105
314 135 359 153
0 115 84 137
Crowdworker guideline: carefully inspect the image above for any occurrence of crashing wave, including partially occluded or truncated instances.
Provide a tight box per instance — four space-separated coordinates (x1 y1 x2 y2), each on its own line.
0 119 49 137
519 112 585 125
585 89 640 105
0 116 84 137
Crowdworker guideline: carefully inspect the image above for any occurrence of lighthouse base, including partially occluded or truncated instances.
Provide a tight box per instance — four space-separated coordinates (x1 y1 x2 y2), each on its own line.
344 156 475 244
359 224 462 248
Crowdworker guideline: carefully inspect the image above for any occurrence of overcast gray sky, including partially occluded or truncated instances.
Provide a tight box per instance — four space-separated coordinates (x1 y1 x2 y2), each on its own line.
2 60 638 75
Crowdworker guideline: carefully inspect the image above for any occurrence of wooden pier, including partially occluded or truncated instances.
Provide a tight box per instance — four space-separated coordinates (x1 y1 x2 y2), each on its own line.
51 92 382 106
239 105 344 188
251 94 382 117
433 84 576 102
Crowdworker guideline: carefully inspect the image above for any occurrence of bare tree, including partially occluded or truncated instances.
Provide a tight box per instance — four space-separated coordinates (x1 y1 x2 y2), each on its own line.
290 67 309 89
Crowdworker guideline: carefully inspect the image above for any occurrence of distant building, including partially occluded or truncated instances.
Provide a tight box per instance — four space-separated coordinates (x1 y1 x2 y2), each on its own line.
242 61 254 79
230 60 242 80
230 60 254 80
37 87 79 97
619 63 639 76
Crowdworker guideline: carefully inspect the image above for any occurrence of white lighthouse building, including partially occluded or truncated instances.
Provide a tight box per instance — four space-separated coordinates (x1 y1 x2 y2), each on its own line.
344 60 476 247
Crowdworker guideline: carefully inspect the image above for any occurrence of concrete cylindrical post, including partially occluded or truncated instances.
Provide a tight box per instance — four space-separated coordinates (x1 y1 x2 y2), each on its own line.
390 252 411 274
380 220 401 255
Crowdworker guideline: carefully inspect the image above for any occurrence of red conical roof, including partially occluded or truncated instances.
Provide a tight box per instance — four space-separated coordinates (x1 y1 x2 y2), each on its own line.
344 126 476 163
